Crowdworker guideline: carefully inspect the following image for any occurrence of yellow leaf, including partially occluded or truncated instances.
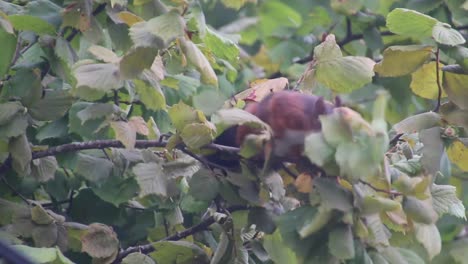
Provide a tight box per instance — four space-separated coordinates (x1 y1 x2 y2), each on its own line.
118 11 144 26
252 45 280 76
410 61 447 99
447 140 468 171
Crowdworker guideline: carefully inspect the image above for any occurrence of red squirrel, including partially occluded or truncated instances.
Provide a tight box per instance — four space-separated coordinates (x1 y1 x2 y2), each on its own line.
211 91 338 167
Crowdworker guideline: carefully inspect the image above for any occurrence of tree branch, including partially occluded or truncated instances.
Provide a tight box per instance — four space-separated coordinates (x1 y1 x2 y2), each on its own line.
433 47 442 112
112 205 249 263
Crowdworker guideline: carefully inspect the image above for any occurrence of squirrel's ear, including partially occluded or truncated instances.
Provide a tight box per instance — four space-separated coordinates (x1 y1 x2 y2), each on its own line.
314 96 326 114
334 96 342 107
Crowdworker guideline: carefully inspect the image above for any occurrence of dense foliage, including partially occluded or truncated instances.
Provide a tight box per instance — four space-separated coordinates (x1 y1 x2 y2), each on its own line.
1 0 468 263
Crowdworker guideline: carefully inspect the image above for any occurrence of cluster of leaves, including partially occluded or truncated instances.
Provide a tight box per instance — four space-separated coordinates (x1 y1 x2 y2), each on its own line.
0 0 468 263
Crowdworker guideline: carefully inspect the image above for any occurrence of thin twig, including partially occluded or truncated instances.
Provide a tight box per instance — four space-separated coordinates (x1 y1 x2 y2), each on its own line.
433 47 443 112
359 180 402 197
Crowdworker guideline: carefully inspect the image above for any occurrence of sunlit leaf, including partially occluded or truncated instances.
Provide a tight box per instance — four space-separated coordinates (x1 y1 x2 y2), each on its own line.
386 8 437 38
403 196 438 224
447 140 468 171
393 112 441 133
431 184 466 219
120 47 158 79
117 11 144 26
442 68 468 110
73 62 123 91
432 22 466 46
88 45 120 63
8 14 56 35
150 241 210 264
180 38 218 86
410 62 446 99
374 45 432 77
263 230 298 264
414 223 441 260
134 79 166 111
111 121 136 149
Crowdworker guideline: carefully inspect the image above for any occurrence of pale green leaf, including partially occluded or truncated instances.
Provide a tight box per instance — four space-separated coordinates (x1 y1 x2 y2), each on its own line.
220 0 254 10
132 162 167 197
414 223 441 260
365 214 389 246
168 102 199 132
9 134 31 176
374 45 433 77
31 204 54 225
111 121 136 149
328 225 355 260
75 154 113 182
304 132 335 166
314 177 353 212
431 184 466 219
386 8 437 38
180 123 214 149
204 27 239 65
180 38 218 86
0 102 24 126
298 206 333 238
120 47 158 79
212 108 269 134
129 10 185 48
403 196 438 224
77 103 120 124
88 45 120 63
31 156 58 182
361 196 401 214
73 62 123 91
29 90 74 121
0 28 16 77
432 22 466 46
122 252 155 264
315 56 375 93
13 245 73 264
0 112 28 140
442 69 468 110
134 79 166 111
150 241 210 264
189 169 219 201
313 34 342 62
8 14 55 35
263 230 298 264
259 0 302 37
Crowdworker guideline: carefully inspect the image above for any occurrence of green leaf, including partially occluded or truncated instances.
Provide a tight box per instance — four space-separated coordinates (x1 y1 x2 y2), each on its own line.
365 214 389 246
204 27 240 65
188 169 220 201
77 103 120 124
73 62 123 91
212 108 269 134
31 156 58 182
29 89 74 121
69 102 111 140
330 0 363 15
414 223 441 260
81 223 119 259
0 28 16 77
134 79 166 111
397 248 425 264
132 162 167 197
314 39 375 93
129 10 185 48
0 112 28 140
150 241 210 264
432 22 466 46
122 252 155 264
361 196 401 214
13 245 73 264
386 8 437 38
88 45 120 63
298 206 333 238
220 0 252 10
0 102 25 126
75 154 113 183
328 224 355 260
431 184 466 219
259 0 302 37
403 196 438 224
263 230 298 264
314 177 353 212
180 123 214 149
442 68 468 110
8 14 55 35
92 176 140 207
374 45 433 77
31 204 54 225
1 68 42 107
120 47 159 79
304 132 335 167
9 134 31 176
393 111 441 133
180 38 218 86
168 102 200 132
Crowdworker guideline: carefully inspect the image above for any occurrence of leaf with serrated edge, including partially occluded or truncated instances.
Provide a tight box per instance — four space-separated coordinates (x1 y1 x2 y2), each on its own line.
386 8 437 38
414 223 441 260
133 162 167 197
432 22 466 46
81 223 119 259
431 184 466 219
111 121 136 149
314 34 342 62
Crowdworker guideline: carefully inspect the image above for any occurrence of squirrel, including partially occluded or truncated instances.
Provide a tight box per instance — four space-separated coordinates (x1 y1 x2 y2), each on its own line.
209 90 339 169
